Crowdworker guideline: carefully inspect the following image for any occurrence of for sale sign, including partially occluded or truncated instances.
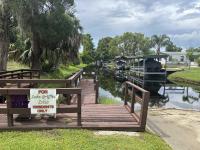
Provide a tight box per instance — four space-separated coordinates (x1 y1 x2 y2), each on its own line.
30 89 56 114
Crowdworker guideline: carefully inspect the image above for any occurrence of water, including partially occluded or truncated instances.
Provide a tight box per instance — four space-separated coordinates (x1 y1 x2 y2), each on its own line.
158 86 200 110
97 70 200 111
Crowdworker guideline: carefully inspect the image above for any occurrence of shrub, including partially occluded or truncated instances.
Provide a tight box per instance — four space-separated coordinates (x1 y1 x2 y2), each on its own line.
196 57 200 66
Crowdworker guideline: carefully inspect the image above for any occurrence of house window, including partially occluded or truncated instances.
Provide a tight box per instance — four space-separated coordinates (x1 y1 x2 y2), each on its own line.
169 56 172 61
180 56 184 62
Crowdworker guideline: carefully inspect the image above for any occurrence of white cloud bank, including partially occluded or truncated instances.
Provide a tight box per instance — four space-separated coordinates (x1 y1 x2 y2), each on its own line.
75 0 200 48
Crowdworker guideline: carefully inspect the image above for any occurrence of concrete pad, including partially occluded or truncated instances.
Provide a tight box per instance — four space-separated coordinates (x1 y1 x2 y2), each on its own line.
147 109 200 150
94 131 140 136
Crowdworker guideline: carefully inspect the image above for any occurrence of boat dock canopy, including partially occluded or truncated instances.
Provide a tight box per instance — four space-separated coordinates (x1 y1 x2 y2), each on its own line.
127 54 169 59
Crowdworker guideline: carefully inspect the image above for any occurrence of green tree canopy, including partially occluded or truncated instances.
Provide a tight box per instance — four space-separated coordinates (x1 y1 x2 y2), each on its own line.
108 36 121 58
95 32 153 60
151 34 170 55
186 47 200 62
166 41 182 52
96 37 112 60
10 0 82 69
81 34 95 64
118 32 152 56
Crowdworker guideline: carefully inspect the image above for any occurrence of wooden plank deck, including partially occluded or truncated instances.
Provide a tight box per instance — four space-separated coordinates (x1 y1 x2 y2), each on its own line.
80 79 96 104
82 104 139 130
0 79 141 131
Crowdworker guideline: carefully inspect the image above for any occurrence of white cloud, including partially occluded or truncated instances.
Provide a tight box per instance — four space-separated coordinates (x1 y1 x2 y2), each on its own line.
170 31 200 48
75 0 200 48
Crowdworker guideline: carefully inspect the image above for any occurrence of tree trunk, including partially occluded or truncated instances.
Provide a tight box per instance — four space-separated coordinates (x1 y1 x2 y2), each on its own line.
30 0 42 70
31 32 41 70
0 41 8 71
157 47 160 55
0 0 9 71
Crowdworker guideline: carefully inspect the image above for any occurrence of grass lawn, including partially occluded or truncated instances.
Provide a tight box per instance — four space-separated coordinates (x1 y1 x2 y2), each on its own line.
7 61 87 88
39 63 87 88
99 97 122 105
7 60 86 79
7 60 29 70
0 129 171 150
4 62 171 149
168 68 200 85
41 63 87 79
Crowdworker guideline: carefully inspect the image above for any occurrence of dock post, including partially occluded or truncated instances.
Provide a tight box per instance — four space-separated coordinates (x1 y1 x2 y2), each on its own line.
77 93 82 126
140 91 150 131
65 80 72 105
131 87 135 113
7 96 14 127
95 80 99 104
124 83 128 105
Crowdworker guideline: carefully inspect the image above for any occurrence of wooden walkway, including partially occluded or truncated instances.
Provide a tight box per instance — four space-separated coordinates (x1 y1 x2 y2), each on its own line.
0 69 149 131
0 79 142 131
80 79 96 104
80 79 139 130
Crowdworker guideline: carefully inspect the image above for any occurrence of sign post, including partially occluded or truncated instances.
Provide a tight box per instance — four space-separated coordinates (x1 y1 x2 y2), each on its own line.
30 89 57 115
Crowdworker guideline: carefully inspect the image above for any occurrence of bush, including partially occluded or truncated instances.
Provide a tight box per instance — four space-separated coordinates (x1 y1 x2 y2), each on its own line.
197 57 200 66
80 51 94 64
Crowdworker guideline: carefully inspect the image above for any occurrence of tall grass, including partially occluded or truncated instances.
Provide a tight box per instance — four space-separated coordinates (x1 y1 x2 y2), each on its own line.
99 97 121 105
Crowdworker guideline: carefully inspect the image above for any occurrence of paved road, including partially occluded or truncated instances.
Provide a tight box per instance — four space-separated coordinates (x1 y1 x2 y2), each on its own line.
147 109 200 150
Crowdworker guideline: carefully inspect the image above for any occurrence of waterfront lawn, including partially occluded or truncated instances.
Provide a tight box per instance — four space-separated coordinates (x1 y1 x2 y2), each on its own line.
0 129 171 150
7 60 29 70
168 68 200 85
39 63 87 88
7 61 86 79
7 61 86 88
41 63 87 79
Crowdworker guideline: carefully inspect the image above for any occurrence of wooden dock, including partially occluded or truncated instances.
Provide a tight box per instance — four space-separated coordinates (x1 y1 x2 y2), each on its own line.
0 69 150 131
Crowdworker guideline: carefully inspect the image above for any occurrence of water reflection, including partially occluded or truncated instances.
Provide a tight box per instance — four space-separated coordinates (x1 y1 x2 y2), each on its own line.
159 86 200 110
149 94 169 108
98 69 200 111
98 72 123 100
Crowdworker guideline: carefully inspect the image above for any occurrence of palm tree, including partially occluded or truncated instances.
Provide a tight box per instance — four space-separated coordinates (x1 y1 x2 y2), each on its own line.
11 0 82 69
151 34 170 55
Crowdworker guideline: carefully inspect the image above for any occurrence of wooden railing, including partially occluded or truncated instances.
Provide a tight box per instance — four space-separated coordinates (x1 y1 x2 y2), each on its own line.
0 69 40 79
0 88 82 127
67 69 83 88
0 69 98 91
124 81 150 131
0 70 80 88
0 69 99 128
0 79 72 88
0 69 98 102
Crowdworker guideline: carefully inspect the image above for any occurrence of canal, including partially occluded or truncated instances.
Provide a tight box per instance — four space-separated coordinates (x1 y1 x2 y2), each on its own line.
96 69 200 111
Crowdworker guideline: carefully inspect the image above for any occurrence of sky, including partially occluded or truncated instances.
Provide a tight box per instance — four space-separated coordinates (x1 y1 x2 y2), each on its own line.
75 0 200 49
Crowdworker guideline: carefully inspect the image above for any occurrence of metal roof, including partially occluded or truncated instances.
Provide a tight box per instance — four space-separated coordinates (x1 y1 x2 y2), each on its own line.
126 54 169 59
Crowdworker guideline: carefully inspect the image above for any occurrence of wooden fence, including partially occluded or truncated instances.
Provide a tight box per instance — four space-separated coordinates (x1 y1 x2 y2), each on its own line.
0 88 82 127
0 70 82 88
0 69 100 128
0 69 40 79
0 69 99 103
124 81 150 131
